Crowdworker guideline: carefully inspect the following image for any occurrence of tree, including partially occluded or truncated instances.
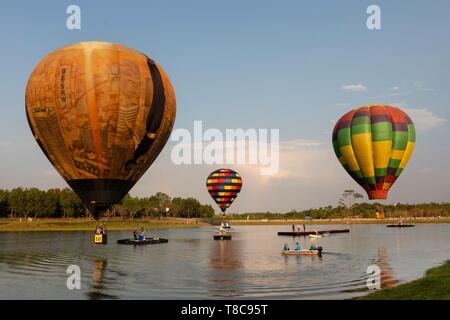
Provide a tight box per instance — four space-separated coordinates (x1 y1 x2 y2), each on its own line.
338 190 363 213
118 195 144 220
60 188 84 218
8 187 27 218
0 189 9 217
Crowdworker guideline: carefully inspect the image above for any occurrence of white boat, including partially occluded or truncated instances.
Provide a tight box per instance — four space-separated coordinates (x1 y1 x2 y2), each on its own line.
220 221 231 229
308 231 322 239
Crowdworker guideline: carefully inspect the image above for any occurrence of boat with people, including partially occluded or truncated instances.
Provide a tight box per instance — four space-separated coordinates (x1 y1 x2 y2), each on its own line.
117 237 168 245
214 225 232 240
281 242 323 256
220 221 231 230
282 248 323 256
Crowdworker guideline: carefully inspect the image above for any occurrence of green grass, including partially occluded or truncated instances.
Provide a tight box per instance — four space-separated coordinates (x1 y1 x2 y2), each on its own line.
359 261 450 300
0 217 208 232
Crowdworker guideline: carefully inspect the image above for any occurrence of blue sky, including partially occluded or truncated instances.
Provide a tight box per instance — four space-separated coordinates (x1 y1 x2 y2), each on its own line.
1 0 450 212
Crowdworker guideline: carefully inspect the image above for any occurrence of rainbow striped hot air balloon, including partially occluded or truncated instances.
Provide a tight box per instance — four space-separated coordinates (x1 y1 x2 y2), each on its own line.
206 169 242 213
332 105 415 200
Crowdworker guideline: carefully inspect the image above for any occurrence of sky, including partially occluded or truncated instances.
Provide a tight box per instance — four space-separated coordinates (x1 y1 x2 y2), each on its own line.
0 0 450 213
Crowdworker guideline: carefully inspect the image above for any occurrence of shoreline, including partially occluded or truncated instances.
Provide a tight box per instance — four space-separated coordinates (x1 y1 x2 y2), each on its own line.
358 260 450 300
222 217 450 225
0 217 209 232
1 217 450 232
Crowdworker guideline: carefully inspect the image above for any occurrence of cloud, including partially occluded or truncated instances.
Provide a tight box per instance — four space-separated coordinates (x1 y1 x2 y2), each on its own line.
369 92 403 100
259 139 331 180
413 81 435 92
341 84 367 92
0 140 12 147
279 139 322 150
402 108 447 131
391 86 399 91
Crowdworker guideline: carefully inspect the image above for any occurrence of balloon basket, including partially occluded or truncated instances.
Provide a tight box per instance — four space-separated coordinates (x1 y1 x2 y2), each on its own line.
94 233 108 245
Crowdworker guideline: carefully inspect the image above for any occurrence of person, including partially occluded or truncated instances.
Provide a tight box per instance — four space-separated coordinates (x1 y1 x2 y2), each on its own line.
139 227 145 241
95 225 103 235
295 242 301 251
303 224 306 232
133 230 138 240
292 224 295 232
283 243 290 251
309 241 317 250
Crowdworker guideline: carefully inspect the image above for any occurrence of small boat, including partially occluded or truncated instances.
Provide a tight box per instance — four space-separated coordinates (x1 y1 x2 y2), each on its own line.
282 247 323 256
387 224 415 228
214 234 232 240
117 237 168 245
309 233 322 239
220 222 231 230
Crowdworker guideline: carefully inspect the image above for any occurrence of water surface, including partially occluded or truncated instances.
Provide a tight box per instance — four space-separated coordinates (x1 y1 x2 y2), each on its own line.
1 224 450 299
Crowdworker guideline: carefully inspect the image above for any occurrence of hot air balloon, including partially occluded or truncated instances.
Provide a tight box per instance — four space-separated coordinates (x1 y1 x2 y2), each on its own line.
206 169 242 213
25 42 176 220
332 105 415 200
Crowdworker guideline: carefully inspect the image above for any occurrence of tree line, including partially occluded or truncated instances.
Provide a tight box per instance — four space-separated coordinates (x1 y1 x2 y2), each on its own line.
1 187 449 220
222 202 450 221
0 188 215 219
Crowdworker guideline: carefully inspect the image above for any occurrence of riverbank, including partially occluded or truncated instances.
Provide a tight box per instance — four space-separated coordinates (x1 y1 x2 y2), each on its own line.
359 260 450 300
0 217 208 232
222 217 450 225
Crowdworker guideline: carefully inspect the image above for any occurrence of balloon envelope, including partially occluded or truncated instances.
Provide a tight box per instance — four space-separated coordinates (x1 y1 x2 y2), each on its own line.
332 105 415 200
206 169 242 213
26 42 176 220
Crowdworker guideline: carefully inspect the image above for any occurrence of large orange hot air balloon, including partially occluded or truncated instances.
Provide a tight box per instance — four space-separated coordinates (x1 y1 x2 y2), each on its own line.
206 169 242 213
26 42 176 220
332 105 415 200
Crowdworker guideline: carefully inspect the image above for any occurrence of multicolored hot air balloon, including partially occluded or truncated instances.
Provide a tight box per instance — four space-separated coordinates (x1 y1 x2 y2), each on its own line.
206 169 242 213
332 105 415 200
26 42 176 220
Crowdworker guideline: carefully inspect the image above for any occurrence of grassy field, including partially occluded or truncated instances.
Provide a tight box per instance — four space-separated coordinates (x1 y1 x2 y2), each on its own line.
359 261 450 300
0 217 208 232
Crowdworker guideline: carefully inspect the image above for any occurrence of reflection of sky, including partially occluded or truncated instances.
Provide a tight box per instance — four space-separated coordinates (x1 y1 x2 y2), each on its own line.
0 225 450 299
1 1 450 212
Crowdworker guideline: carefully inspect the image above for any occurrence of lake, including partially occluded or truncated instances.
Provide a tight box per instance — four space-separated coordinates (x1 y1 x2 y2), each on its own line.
1 224 450 299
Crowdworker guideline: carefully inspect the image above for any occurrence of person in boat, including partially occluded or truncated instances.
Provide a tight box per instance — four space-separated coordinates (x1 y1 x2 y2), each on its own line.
309 242 318 250
283 243 290 251
295 242 302 251
133 230 138 240
139 227 145 241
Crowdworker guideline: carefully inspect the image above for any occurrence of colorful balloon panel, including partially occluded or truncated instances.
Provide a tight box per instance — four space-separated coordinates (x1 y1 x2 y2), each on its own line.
332 105 415 200
25 42 176 219
206 169 242 212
